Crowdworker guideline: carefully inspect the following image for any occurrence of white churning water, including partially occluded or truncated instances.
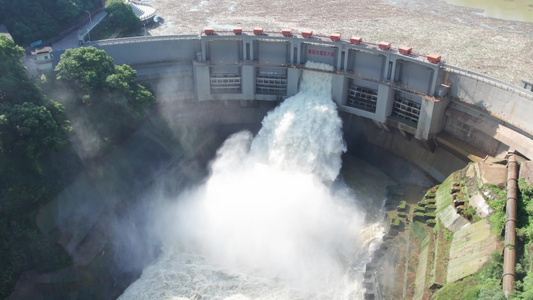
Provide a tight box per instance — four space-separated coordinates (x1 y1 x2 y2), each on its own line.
118 61 384 300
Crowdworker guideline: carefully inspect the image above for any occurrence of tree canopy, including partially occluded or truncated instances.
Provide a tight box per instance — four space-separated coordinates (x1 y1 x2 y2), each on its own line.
106 64 155 113
55 46 155 114
2 102 69 158
0 33 72 298
0 0 101 45
56 47 115 91
105 0 141 33
0 34 40 105
0 35 70 161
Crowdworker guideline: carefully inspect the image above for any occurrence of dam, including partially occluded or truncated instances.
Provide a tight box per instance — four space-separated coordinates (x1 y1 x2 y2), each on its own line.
23 28 533 299
89 29 533 180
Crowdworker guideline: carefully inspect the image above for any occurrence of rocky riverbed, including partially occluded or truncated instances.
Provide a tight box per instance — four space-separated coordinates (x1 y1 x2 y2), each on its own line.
144 0 533 86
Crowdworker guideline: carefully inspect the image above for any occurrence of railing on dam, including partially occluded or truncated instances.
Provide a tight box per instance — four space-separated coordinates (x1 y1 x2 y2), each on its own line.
444 64 533 101
89 35 199 46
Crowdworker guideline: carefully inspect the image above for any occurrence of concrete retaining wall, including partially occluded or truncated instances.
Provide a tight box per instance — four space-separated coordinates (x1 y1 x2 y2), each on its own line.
446 66 533 136
93 36 199 65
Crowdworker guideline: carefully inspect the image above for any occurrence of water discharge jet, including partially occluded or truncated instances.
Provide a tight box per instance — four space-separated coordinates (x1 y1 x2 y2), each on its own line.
119 61 384 299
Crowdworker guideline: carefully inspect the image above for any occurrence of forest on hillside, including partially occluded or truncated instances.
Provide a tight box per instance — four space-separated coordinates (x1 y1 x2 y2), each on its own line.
0 0 102 44
0 0 143 45
0 36 155 297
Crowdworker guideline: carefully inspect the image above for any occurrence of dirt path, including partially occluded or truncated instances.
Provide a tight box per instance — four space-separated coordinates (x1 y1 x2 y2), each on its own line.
143 0 533 86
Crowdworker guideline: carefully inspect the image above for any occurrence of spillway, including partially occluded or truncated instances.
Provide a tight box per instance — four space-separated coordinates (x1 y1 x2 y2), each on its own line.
118 61 384 299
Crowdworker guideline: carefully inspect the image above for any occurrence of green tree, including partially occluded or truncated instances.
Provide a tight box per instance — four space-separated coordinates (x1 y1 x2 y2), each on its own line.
0 0 101 44
477 288 506 300
106 64 137 96
1 102 69 159
130 84 155 114
56 47 155 114
55 47 115 91
0 33 24 60
55 0 83 25
0 31 72 299
0 34 70 162
105 0 141 33
0 34 39 105
106 64 155 114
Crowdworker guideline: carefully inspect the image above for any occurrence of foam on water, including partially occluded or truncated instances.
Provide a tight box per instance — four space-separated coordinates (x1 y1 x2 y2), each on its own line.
118 61 384 300
250 62 345 182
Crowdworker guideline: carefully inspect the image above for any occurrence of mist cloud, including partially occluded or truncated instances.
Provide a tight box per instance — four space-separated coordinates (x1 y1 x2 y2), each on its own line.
118 62 383 299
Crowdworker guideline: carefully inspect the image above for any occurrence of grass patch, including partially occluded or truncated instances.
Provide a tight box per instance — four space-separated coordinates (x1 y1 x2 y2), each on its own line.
489 210 506 234
436 173 456 213
482 183 506 234
513 178 533 298
429 219 452 291
397 200 407 211
89 17 117 41
433 275 501 300
434 251 504 300
425 212 436 219
89 16 147 41
415 206 426 212
414 234 432 300
462 205 481 222
426 204 437 210
425 187 438 199
446 220 501 283
412 221 430 241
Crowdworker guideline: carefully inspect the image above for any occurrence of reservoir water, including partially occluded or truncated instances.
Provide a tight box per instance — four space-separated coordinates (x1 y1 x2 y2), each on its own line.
445 0 533 22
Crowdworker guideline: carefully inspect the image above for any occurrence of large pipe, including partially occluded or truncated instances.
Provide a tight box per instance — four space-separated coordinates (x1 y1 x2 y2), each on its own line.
503 154 519 297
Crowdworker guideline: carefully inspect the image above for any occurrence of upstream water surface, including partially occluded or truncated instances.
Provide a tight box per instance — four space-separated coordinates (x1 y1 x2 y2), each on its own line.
445 0 533 22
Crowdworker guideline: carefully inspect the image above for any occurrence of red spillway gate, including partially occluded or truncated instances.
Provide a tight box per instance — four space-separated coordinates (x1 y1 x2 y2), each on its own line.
399 46 412 55
302 30 313 38
427 54 442 63
330 33 341 41
282 29 292 37
350 36 362 44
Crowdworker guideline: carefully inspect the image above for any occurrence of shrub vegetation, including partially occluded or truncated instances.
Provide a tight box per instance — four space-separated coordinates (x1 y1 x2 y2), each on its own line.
0 0 101 44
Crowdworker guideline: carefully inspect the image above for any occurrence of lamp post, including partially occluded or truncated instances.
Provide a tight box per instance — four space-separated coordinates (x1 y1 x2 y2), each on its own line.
86 11 92 41
86 10 92 24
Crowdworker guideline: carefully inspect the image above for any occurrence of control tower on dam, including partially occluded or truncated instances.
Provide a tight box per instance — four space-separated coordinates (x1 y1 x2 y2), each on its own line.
91 29 533 180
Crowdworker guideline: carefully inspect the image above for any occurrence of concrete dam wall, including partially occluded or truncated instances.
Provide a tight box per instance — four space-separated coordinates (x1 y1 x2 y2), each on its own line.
90 31 533 180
